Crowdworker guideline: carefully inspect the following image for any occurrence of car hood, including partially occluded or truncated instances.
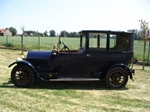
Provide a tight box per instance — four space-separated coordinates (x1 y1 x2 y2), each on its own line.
27 50 52 59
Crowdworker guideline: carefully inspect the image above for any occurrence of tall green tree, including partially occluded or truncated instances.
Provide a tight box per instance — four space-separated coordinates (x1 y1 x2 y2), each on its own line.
60 30 68 37
49 30 56 37
9 27 17 36
138 19 149 70
68 32 80 37
43 30 48 37
24 30 43 36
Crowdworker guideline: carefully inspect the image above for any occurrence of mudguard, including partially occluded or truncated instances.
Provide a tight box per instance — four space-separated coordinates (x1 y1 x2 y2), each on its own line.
107 63 134 81
8 60 53 82
8 60 38 75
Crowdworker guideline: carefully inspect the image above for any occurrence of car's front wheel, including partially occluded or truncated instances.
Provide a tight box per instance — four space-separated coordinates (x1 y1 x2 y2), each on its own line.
106 67 128 89
11 65 35 88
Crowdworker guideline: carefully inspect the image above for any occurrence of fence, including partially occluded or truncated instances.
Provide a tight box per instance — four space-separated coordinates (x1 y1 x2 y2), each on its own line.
0 35 150 64
0 35 79 51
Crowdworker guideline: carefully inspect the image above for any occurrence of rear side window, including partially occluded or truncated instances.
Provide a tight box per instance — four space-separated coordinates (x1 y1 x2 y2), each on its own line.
110 34 117 48
110 33 129 51
89 33 107 50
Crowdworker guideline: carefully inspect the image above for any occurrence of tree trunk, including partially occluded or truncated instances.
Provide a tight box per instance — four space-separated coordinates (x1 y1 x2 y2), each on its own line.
142 41 146 70
21 35 23 54
147 41 150 64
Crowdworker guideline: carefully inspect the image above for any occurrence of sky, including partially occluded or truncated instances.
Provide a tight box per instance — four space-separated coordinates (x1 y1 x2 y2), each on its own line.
0 0 150 34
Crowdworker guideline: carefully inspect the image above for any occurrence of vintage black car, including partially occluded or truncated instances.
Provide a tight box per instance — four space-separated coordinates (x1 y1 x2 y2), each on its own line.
9 30 135 88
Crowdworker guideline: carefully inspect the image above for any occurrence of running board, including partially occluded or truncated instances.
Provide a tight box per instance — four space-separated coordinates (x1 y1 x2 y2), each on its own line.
49 77 100 81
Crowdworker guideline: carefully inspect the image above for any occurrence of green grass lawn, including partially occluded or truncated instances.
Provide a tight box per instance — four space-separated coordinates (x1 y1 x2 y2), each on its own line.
134 40 150 60
0 49 150 112
0 36 80 50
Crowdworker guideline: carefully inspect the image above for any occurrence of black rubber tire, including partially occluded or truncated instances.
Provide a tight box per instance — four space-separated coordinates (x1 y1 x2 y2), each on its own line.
106 67 128 89
11 65 35 88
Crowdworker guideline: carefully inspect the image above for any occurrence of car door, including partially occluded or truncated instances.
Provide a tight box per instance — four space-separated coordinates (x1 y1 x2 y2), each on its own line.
57 52 72 75
86 33 108 72
58 51 87 76
86 50 109 72
70 50 87 75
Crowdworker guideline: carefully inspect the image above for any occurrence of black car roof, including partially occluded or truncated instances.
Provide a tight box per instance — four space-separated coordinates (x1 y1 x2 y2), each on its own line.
79 30 132 34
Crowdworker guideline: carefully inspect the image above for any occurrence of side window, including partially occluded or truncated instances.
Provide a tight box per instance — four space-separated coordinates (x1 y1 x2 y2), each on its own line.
110 33 129 51
100 34 107 49
89 33 107 50
80 35 86 49
110 34 117 48
89 34 97 48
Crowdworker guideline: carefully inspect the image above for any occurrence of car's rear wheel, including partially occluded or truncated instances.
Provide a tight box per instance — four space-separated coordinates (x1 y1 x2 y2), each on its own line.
106 67 128 89
11 65 35 88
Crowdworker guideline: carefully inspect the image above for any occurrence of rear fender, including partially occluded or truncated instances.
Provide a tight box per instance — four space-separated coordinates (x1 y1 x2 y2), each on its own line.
8 60 38 76
107 63 134 81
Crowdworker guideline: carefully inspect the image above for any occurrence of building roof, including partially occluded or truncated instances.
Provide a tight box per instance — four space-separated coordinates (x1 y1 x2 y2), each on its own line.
0 28 7 33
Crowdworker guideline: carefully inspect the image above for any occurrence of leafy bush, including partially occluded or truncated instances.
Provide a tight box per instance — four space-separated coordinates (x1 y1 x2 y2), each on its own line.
3 43 14 47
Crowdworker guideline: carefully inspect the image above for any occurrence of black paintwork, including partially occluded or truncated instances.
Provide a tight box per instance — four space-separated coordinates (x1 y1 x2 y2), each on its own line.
9 30 135 81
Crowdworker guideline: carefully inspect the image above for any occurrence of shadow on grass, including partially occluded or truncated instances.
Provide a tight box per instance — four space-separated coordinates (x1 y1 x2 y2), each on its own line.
1 78 129 90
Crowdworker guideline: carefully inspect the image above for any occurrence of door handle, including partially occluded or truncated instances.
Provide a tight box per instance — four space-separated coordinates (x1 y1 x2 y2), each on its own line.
87 53 90 57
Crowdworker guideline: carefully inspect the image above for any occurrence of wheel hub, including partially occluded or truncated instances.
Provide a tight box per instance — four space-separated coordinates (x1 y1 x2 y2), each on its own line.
19 73 25 79
115 76 121 81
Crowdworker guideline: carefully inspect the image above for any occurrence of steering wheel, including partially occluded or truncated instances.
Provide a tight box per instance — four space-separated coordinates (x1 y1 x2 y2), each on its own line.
60 42 70 52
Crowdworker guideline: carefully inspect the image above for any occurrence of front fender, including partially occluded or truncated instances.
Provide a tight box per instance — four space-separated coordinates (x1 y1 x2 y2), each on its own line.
108 63 134 81
8 60 38 75
9 60 33 67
